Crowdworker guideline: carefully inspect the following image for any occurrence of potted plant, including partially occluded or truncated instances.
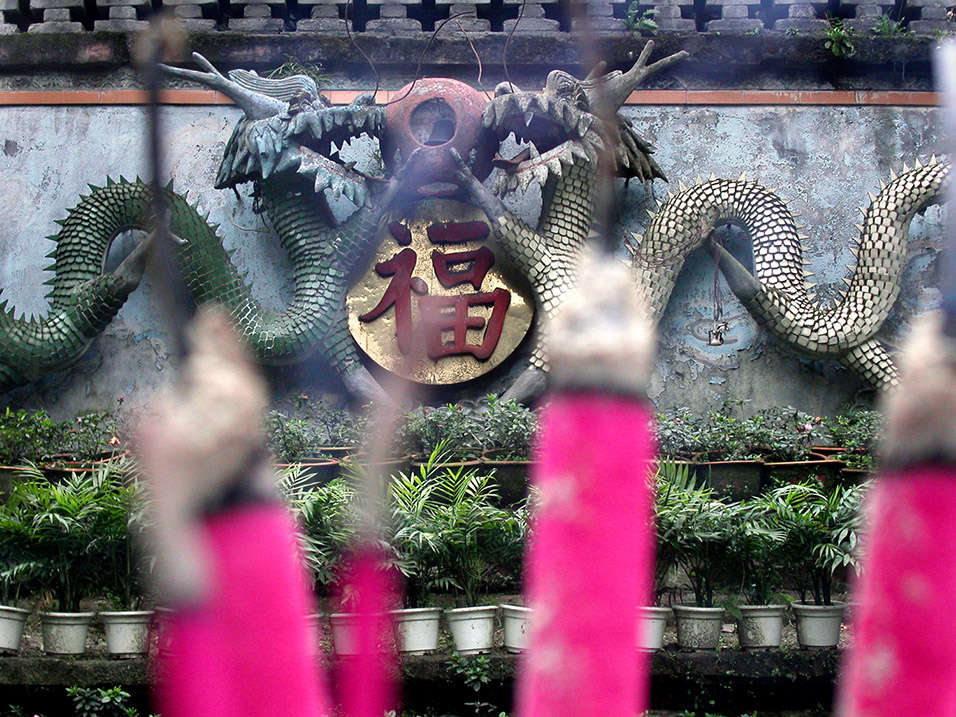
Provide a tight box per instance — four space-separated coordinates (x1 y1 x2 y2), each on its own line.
499 603 532 653
0 490 39 653
0 408 66 493
97 462 153 658
268 411 339 487
403 404 484 467
5 462 138 654
690 405 765 501
389 461 525 654
655 408 706 462
281 467 356 599
479 396 538 505
768 481 867 648
825 409 881 482
747 406 842 487
729 495 789 649
642 461 694 651
655 466 736 649
292 395 367 459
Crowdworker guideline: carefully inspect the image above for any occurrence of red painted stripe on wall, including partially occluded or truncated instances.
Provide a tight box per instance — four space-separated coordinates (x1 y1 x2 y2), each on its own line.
0 89 940 107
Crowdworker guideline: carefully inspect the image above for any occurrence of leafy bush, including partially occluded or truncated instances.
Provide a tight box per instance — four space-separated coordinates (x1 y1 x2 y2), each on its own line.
267 411 321 462
655 408 706 459
479 397 537 460
0 409 65 465
388 456 527 606
763 482 866 605
730 494 789 605
655 465 739 607
403 405 484 461
743 406 826 462
1 459 143 611
280 467 357 595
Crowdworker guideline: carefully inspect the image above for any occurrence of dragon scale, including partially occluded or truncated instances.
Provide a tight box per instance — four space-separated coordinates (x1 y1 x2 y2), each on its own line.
0 177 380 394
489 157 597 371
630 160 947 389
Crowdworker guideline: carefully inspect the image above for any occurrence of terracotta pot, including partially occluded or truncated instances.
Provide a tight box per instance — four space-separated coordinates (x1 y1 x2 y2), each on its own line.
673 605 723 650
692 459 765 501
274 459 339 488
481 450 536 505
762 455 844 488
736 605 786 649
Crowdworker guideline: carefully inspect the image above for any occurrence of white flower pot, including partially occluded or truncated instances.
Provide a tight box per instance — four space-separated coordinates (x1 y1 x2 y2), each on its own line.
445 606 497 655
673 605 723 650
308 613 324 656
736 605 786 649
0 606 30 653
329 613 361 656
792 601 845 649
154 607 175 656
40 612 95 655
638 606 671 651
389 608 441 654
500 604 532 653
100 611 153 658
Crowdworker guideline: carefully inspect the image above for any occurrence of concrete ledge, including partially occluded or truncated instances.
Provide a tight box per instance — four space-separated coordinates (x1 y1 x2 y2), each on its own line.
0 32 939 91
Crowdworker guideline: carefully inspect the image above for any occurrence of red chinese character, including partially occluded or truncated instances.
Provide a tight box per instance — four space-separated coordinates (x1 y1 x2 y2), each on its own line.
418 288 511 361
358 248 428 354
431 247 496 290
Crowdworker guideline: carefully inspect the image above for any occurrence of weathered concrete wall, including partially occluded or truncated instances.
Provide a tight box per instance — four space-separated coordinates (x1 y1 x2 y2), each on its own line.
0 102 942 417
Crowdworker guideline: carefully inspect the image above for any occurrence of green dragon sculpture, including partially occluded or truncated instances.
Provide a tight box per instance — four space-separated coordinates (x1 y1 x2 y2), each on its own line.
0 43 946 402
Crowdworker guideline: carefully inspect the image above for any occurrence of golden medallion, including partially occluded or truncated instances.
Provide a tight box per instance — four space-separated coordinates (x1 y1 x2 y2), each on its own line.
347 198 534 384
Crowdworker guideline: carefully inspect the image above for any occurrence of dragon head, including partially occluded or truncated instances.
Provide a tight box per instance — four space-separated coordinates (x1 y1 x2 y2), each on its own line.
481 43 687 192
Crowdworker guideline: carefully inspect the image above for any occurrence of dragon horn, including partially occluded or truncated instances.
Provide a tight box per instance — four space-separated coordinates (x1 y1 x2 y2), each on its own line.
159 52 286 120
584 42 689 114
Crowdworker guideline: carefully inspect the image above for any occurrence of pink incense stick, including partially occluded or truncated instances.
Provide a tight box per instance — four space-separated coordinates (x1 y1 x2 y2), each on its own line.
515 250 657 717
333 544 399 717
156 503 334 717
837 316 956 716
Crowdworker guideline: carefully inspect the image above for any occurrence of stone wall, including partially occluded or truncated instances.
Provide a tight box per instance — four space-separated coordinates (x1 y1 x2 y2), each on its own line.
0 0 952 36
0 97 942 417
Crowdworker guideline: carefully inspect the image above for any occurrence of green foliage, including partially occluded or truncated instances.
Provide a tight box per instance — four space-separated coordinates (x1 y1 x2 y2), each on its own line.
447 655 505 716
762 481 867 605
57 411 125 463
730 494 789 605
872 12 909 36
824 18 856 57
290 395 369 447
403 404 484 461
0 459 144 611
479 396 537 460
743 406 826 462
655 463 739 607
0 408 125 467
280 467 358 594
655 408 706 459
0 409 65 465
66 686 156 717
388 457 527 606
625 4 658 35
267 411 321 462
266 57 329 89
825 409 880 470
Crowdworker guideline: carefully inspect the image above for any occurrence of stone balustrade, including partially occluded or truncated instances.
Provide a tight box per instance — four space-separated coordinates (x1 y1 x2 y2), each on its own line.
1 0 950 34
